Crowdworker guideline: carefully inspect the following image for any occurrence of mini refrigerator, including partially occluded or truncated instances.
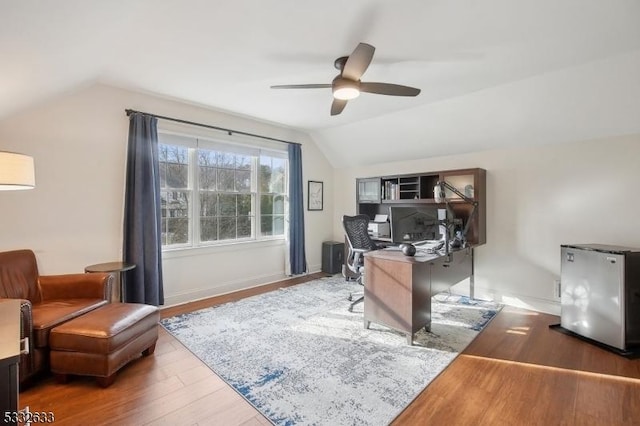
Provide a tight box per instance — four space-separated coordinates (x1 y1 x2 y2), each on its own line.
560 244 640 351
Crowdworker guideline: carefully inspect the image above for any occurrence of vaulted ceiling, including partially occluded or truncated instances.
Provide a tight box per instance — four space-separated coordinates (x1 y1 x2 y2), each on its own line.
1 1 639 167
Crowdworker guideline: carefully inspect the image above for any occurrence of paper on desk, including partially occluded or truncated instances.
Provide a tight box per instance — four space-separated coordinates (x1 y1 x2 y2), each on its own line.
373 214 388 222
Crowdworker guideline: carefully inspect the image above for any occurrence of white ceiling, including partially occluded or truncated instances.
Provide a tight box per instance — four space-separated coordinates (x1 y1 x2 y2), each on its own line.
1 0 639 167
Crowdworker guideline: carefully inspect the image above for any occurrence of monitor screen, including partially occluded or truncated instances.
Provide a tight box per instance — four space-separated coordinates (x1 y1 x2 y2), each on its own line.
389 206 445 244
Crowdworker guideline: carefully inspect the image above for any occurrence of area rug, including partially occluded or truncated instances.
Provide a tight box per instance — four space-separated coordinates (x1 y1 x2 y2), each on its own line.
161 276 501 425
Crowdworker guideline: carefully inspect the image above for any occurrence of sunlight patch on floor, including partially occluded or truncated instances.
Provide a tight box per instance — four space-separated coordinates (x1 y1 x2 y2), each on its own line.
461 354 640 384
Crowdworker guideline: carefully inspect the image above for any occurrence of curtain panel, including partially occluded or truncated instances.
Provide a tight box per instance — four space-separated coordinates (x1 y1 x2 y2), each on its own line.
123 113 164 305
287 143 307 275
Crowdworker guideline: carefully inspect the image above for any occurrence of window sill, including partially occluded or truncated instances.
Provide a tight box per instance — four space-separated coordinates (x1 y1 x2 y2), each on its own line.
162 238 286 259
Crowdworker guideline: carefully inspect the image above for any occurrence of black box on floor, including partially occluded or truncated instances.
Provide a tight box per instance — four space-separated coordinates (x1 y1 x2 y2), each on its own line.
322 241 344 274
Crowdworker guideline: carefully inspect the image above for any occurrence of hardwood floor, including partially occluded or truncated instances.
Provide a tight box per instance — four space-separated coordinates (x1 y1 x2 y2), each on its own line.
20 275 640 425
394 306 640 425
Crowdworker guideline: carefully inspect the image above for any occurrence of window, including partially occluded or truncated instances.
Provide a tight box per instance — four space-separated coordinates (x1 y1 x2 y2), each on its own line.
158 132 288 249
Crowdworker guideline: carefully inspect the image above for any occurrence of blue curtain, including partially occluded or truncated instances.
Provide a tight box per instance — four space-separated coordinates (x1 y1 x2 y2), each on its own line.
123 113 164 305
288 144 307 275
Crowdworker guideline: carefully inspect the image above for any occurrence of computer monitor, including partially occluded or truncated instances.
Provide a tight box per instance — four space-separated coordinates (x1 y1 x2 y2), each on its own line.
389 206 446 244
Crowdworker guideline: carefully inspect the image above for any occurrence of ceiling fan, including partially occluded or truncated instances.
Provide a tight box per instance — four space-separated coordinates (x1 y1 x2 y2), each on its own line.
270 42 421 116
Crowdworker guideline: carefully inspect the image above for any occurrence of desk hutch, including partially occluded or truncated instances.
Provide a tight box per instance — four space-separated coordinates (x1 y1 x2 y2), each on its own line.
351 167 487 344
356 167 486 245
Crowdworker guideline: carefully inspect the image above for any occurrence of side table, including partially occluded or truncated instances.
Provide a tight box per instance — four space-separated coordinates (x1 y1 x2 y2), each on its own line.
85 262 136 303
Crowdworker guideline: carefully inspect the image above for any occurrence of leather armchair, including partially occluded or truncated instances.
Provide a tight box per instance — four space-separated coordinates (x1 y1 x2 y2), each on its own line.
0 249 112 386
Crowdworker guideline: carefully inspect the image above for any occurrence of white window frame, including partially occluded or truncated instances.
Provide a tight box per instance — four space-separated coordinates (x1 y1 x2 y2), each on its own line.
158 130 288 251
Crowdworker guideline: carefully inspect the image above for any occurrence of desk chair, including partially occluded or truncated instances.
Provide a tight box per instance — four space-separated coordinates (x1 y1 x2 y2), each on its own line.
342 215 379 312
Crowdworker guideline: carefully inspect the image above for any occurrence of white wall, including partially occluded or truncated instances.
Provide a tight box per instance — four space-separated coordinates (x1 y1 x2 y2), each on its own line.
4 81 638 315
0 83 334 306
333 134 640 314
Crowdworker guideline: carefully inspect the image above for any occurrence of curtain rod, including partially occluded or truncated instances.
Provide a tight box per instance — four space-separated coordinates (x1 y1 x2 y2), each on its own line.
125 109 300 146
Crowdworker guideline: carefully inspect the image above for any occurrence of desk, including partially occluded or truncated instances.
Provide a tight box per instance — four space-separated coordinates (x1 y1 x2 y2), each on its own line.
85 262 136 303
364 247 473 345
0 299 21 416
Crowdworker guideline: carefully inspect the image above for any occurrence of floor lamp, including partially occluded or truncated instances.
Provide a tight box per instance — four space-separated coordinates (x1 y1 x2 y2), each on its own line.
0 151 35 190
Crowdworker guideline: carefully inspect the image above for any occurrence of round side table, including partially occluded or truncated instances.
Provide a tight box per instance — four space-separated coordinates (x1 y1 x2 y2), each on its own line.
85 262 136 303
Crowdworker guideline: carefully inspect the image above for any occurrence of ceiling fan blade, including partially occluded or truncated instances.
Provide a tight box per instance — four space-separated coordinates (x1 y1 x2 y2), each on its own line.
341 43 375 81
360 82 421 96
331 99 348 116
270 84 332 89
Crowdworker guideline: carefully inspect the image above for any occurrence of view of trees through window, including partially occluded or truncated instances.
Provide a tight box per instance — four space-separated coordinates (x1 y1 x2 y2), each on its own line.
260 155 286 237
159 144 190 245
159 138 287 248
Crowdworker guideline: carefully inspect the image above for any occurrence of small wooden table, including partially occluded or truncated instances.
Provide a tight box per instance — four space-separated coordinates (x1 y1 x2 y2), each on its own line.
85 262 136 303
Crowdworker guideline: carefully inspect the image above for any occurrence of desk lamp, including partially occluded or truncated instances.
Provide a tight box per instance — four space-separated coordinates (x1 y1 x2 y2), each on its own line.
434 181 478 256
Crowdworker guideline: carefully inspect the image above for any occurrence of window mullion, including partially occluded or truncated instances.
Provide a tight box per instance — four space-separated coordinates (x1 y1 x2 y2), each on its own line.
191 147 199 247
254 156 259 240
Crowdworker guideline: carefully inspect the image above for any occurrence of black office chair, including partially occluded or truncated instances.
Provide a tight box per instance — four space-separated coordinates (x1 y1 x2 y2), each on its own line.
342 214 379 312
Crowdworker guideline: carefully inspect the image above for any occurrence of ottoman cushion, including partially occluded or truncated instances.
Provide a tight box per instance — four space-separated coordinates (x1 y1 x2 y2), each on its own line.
50 303 158 353
49 303 159 383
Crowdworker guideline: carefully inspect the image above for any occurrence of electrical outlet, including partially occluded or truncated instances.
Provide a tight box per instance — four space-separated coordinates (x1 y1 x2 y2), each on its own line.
554 279 562 299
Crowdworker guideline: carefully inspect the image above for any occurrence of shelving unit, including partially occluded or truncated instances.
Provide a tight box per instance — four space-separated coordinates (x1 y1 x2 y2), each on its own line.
398 176 419 200
355 168 486 246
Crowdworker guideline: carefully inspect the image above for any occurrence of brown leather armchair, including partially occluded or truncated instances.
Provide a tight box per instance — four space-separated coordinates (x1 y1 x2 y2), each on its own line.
0 249 112 386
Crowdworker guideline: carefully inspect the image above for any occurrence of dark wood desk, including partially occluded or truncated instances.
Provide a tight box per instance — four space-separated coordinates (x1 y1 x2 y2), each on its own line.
0 299 21 417
364 247 473 344
85 262 136 303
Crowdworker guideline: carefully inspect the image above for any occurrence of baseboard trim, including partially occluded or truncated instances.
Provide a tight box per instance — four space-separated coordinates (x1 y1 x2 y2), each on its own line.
451 283 561 316
163 267 325 308
163 272 286 307
163 271 560 317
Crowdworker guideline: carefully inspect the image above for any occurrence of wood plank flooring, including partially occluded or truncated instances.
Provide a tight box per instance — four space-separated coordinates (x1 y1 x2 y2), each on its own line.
19 275 640 425
393 306 640 425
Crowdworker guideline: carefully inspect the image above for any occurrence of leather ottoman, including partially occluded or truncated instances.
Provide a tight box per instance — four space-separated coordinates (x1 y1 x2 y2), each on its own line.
49 302 159 387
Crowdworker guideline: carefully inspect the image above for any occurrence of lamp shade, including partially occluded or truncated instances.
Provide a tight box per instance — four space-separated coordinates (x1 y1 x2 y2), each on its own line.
0 151 35 190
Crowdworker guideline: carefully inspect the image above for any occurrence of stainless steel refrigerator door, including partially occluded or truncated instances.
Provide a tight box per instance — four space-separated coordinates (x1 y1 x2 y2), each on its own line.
560 247 626 350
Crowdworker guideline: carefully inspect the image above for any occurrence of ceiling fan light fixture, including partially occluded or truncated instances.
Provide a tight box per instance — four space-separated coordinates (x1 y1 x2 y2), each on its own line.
332 79 360 100
333 87 360 100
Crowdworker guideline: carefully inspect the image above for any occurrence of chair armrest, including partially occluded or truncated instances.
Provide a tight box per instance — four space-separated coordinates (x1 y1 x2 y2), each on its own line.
18 299 33 341
38 273 113 301
346 249 369 274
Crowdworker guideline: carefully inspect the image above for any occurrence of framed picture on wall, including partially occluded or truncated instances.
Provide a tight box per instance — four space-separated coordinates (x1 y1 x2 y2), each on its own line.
308 180 323 211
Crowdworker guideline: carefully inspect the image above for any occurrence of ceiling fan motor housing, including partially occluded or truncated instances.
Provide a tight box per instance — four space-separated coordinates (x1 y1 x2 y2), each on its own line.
334 56 349 70
332 76 360 100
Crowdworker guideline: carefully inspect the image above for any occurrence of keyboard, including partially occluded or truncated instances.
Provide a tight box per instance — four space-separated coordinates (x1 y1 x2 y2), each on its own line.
413 240 443 247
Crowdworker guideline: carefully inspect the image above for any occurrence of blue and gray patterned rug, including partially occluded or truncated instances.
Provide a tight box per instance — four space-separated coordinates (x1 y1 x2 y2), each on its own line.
161 276 501 425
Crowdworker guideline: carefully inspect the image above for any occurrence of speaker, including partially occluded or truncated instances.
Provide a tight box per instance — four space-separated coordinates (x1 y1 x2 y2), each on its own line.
322 241 344 274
